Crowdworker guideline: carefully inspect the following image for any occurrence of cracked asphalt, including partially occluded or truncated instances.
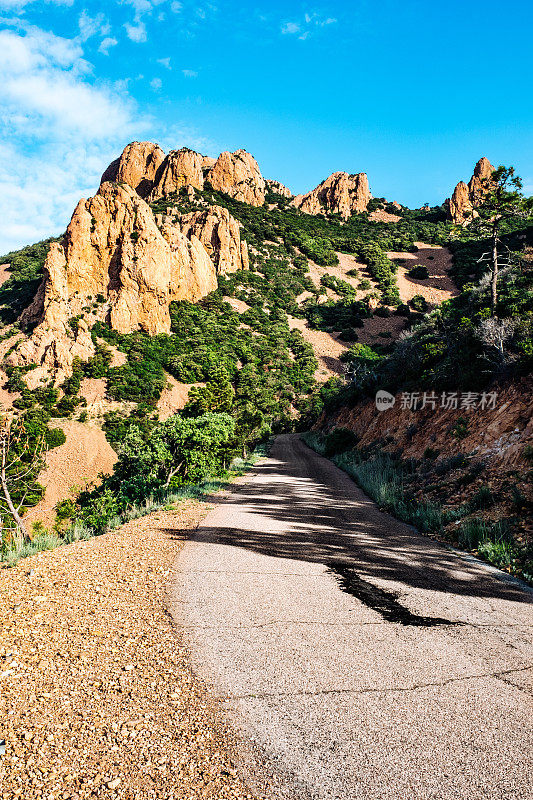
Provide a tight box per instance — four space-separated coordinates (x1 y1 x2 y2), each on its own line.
170 434 533 800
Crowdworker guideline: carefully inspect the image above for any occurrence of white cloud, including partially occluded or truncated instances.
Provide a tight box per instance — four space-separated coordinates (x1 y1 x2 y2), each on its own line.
170 1 182 11
99 36 118 55
150 77 162 90
122 0 169 42
281 22 300 35
0 28 136 136
0 24 150 253
182 68 198 77
0 0 72 10
157 56 171 69
123 0 153 16
78 11 110 42
281 12 337 39
124 20 147 42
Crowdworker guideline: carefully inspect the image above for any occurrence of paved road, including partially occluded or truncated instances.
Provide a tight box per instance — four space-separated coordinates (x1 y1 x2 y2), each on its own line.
170 434 533 800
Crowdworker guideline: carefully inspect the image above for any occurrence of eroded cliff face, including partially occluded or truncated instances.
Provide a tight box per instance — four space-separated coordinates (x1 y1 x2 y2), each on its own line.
447 157 495 225
13 182 219 386
292 171 370 218
174 205 249 273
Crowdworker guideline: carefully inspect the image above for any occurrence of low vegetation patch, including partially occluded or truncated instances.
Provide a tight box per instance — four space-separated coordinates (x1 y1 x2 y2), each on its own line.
302 431 532 583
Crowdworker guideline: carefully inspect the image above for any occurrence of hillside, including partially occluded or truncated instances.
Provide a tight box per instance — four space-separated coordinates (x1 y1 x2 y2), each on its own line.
0 147 531 581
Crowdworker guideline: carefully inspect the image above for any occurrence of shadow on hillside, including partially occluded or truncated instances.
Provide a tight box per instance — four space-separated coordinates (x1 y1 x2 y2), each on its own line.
164 435 531 605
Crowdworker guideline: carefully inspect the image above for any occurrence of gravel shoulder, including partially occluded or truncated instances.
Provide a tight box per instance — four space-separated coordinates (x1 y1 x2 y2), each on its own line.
0 500 269 800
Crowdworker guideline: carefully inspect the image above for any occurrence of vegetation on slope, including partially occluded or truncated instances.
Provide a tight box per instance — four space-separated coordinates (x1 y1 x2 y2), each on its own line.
1 166 531 570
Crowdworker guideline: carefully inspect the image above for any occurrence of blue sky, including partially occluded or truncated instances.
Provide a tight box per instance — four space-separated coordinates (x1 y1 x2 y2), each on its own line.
1 0 532 253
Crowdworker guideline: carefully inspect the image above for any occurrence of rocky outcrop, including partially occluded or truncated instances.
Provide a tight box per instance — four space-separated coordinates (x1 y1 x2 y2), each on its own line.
100 141 165 199
205 150 266 206
149 148 212 201
174 205 249 274
14 183 218 386
447 157 495 225
265 179 293 198
448 181 473 226
469 156 494 203
292 171 370 219
101 144 266 207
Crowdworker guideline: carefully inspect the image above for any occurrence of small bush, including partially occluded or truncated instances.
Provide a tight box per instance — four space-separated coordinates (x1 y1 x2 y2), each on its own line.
323 427 358 457
423 447 440 460
408 265 430 279
457 517 487 549
374 305 391 318
394 303 411 316
409 294 428 312
45 428 67 449
63 521 94 543
55 498 76 521
450 417 469 439
469 485 495 510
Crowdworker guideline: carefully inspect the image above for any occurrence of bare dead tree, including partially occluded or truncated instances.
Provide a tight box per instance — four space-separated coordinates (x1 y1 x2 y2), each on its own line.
477 317 517 358
0 414 46 544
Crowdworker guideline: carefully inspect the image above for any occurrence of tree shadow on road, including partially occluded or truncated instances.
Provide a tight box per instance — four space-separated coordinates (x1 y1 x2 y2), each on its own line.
164 435 532 605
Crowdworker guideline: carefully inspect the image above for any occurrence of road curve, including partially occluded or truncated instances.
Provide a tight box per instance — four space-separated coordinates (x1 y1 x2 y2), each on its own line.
170 434 533 800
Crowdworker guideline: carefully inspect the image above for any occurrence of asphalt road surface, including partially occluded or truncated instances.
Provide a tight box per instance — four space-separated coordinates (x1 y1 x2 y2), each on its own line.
170 434 533 800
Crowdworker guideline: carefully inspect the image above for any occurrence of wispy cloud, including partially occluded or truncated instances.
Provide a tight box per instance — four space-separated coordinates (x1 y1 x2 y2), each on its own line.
124 20 147 42
150 76 162 90
0 23 149 252
99 36 118 55
182 68 198 77
78 10 110 43
281 11 337 40
157 56 171 68
0 0 72 10
122 0 168 43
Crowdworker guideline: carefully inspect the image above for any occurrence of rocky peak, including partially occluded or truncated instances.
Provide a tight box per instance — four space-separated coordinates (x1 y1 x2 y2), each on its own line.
447 157 495 225
292 171 371 219
100 143 266 207
100 141 165 199
149 148 208 201
205 149 266 206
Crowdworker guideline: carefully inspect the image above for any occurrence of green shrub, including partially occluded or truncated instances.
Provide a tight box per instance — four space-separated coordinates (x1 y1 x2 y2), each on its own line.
469 485 495 510
409 294 428 312
423 447 439 460
55 498 76 521
45 427 66 449
450 417 469 439
408 265 430 279
323 427 358 457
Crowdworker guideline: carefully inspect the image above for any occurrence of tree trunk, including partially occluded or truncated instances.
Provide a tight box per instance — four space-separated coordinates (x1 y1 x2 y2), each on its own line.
1 437 29 542
490 229 498 316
